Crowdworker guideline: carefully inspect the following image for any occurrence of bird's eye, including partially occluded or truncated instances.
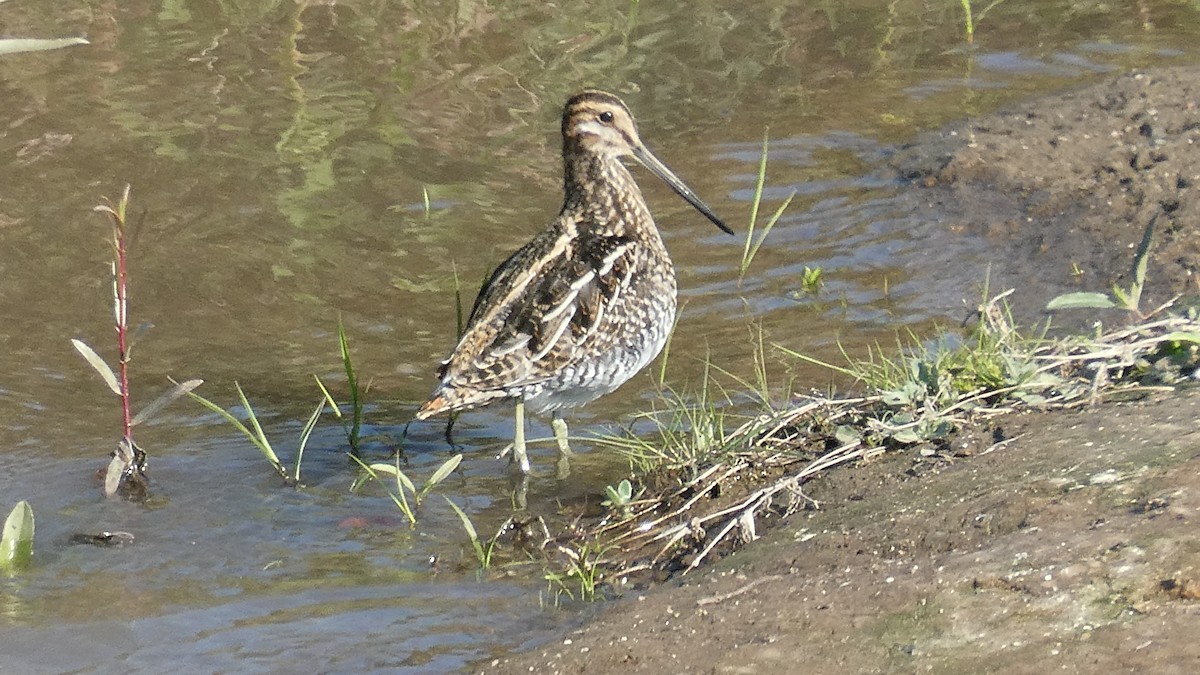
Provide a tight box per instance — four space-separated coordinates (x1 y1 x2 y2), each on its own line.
598 111 614 123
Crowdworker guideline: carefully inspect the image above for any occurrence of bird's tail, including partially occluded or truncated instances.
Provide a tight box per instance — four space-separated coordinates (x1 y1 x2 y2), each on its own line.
414 394 450 420
415 387 508 419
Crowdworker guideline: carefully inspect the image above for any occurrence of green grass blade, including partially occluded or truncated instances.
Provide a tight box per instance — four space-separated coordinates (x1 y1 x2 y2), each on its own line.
443 496 479 541
656 313 681 386
313 375 343 418
337 318 362 449
443 496 487 566
394 463 417 495
453 263 466 340
774 343 859 378
294 397 327 483
234 382 278 463
1129 216 1156 306
744 190 794 269
739 129 771 278
422 454 463 496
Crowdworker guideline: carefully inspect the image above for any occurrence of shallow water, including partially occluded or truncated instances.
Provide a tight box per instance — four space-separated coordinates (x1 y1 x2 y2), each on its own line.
1 0 1198 670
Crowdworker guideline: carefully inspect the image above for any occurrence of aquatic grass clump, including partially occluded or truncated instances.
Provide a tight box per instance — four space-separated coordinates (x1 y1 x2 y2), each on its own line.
597 381 738 475
313 318 366 454
74 185 201 498
602 327 785 474
738 129 796 283
543 540 609 604
187 382 326 486
350 453 462 526
187 318 380 485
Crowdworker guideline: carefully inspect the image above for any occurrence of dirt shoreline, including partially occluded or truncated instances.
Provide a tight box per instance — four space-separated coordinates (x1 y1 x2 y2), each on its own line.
481 66 1200 674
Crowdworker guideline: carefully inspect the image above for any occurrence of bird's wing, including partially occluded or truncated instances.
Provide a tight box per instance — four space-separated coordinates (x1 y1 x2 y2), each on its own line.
436 223 635 390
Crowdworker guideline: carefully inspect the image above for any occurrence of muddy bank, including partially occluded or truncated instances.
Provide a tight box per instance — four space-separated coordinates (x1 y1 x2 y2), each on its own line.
487 391 1200 674
480 65 1200 674
893 64 1200 313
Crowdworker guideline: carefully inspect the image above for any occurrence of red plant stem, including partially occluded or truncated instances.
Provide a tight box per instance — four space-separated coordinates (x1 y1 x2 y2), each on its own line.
115 220 132 444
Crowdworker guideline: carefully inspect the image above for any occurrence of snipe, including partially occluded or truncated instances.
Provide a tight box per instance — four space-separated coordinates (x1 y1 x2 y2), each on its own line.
416 90 731 474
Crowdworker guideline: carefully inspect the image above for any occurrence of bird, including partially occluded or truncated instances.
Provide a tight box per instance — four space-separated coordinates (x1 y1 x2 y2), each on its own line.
415 89 732 475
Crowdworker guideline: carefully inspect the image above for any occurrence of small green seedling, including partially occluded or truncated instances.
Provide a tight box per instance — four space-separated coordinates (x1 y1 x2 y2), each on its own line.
443 496 502 571
800 266 824 296
350 453 462 526
1047 217 1156 316
602 479 642 517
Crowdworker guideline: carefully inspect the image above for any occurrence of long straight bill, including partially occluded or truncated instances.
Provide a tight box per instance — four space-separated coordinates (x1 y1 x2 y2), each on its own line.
633 145 734 235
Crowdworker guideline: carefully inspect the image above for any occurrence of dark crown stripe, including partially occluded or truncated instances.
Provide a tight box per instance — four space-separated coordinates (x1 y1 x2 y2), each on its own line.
565 89 628 110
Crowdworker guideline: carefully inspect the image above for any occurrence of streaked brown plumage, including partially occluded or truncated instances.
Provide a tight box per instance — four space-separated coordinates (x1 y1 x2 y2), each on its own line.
416 90 731 473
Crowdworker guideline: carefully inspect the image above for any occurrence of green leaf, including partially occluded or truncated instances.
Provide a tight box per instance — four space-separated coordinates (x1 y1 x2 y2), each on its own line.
1045 292 1117 311
422 454 462 494
617 479 633 501
360 462 417 495
71 339 121 395
1111 285 1134 310
313 375 342 418
834 425 862 445
349 454 415 524
103 453 125 498
604 485 621 504
337 318 362 449
0 37 89 56
132 378 203 426
235 383 279 465
0 501 35 571
443 496 486 566
1131 217 1156 291
1161 332 1200 344
443 496 478 542
395 466 416 495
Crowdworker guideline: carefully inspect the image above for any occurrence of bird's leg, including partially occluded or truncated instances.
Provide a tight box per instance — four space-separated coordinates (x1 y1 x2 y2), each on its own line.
512 400 531 474
512 473 529 510
551 412 572 480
